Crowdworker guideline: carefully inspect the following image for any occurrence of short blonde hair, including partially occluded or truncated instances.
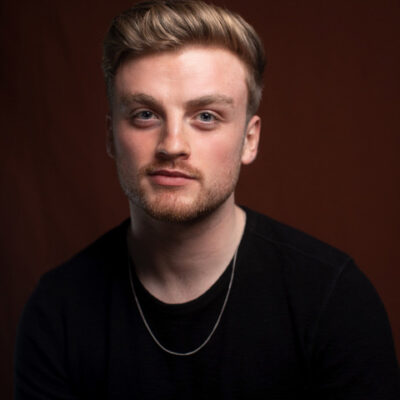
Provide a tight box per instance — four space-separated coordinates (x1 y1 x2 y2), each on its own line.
102 0 266 116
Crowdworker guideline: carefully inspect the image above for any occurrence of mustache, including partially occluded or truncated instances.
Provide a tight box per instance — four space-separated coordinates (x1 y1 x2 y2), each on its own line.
140 162 203 180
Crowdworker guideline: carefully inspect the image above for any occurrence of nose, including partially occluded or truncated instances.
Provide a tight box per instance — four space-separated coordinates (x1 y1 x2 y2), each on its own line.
155 116 190 160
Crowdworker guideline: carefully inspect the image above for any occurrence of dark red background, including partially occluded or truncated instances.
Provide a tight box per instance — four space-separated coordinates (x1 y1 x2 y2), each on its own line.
1 1 399 398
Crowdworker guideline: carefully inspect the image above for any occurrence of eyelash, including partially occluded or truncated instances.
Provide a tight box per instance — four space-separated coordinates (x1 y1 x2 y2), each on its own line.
196 111 218 123
131 110 157 120
128 109 221 129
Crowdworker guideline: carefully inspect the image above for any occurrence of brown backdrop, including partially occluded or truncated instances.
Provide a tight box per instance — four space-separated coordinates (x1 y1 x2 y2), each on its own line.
1 0 399 398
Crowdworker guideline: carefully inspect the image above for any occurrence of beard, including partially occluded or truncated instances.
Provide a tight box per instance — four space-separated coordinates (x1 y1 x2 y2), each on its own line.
116 159 241 224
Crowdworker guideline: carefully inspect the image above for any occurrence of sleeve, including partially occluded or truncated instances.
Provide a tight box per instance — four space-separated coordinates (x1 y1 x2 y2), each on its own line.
310 260 400 399
14 275 78 400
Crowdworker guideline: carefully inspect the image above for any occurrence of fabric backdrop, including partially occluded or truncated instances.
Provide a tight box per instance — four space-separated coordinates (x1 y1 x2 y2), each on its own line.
1 0 399 398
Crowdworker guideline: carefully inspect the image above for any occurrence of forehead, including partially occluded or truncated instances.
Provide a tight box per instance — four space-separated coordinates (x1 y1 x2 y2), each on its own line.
113 46 249 108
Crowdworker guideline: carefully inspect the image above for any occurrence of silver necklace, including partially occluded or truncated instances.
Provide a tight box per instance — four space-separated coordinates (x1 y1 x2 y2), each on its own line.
128 248 238 356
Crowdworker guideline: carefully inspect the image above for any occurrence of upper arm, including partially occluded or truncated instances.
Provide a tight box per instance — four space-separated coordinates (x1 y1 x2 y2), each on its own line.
310 260 400 399
14 277 78 400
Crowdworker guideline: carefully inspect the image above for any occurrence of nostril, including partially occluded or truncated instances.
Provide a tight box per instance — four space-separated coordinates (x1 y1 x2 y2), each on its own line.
155 134 190 159
155 147 189 160
155 149 171 160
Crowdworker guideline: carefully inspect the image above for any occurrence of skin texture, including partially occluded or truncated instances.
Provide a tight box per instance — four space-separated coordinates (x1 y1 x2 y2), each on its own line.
108 46 260 223
107 46 261 302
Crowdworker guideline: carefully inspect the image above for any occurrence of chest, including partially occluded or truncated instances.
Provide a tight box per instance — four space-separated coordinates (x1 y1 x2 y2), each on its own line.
70 279 309 399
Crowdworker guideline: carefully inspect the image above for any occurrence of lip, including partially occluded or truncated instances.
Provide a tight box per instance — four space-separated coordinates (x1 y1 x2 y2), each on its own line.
148 169 195 186
149 169 194 178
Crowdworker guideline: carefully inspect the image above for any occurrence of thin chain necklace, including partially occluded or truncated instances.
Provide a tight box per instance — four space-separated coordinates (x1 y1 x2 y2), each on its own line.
128 248 238 357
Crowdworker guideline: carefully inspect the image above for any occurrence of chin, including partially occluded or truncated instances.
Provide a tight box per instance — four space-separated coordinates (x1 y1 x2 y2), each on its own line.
134 189 234 224
118 170 239 224
139 198 221 224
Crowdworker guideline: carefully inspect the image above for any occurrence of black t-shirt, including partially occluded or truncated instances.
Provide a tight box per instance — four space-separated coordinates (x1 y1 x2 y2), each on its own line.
15 208 400 399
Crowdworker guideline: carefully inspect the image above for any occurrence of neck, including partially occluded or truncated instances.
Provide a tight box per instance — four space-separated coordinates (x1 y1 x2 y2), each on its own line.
127 196 246 303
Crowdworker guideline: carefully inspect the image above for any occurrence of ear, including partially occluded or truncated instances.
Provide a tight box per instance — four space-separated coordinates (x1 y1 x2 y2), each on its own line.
106 113 115 159
241 115 261 165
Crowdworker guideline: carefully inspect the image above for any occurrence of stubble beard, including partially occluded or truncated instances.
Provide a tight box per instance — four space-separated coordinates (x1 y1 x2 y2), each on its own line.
116 160 242 224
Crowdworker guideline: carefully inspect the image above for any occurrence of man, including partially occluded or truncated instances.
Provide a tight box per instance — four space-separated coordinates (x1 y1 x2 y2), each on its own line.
15 0 399 398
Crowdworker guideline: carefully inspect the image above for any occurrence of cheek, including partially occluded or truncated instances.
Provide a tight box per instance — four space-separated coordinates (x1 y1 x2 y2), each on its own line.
195 134 243 173
114 126 155 164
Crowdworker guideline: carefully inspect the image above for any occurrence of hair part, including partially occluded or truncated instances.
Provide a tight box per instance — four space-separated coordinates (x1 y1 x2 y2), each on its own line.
102 0 266 116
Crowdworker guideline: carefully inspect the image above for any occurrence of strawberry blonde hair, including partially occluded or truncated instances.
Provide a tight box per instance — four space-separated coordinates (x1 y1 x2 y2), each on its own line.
102 0 266 116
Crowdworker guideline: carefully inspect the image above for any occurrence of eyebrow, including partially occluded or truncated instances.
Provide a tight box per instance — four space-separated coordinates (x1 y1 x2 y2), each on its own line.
119 93 234 110
186 95 234 108
120 93 160 110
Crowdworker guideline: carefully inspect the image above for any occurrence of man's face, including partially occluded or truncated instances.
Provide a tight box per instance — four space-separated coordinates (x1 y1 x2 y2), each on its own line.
108 46 260 223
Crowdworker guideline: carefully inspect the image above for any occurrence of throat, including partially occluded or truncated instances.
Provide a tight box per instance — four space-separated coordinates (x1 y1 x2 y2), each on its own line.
138 265 231 304
127 204 246 304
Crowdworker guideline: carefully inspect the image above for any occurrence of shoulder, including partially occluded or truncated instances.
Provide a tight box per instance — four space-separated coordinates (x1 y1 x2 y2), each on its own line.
241 207 353 294
26 219 130 315
17 219 130 350
40 219 130 289
240 207 359 320
241 209 399 389
15 221 130 396
243 206 350 270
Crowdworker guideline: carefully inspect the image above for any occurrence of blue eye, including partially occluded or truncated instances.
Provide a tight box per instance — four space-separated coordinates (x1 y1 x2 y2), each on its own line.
198 112 216 122
135 110 154 120
130 109 159 128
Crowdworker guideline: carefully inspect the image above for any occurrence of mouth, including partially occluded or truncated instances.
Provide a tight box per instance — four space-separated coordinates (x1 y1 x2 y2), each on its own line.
149 169 194 178
147 169 196 186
